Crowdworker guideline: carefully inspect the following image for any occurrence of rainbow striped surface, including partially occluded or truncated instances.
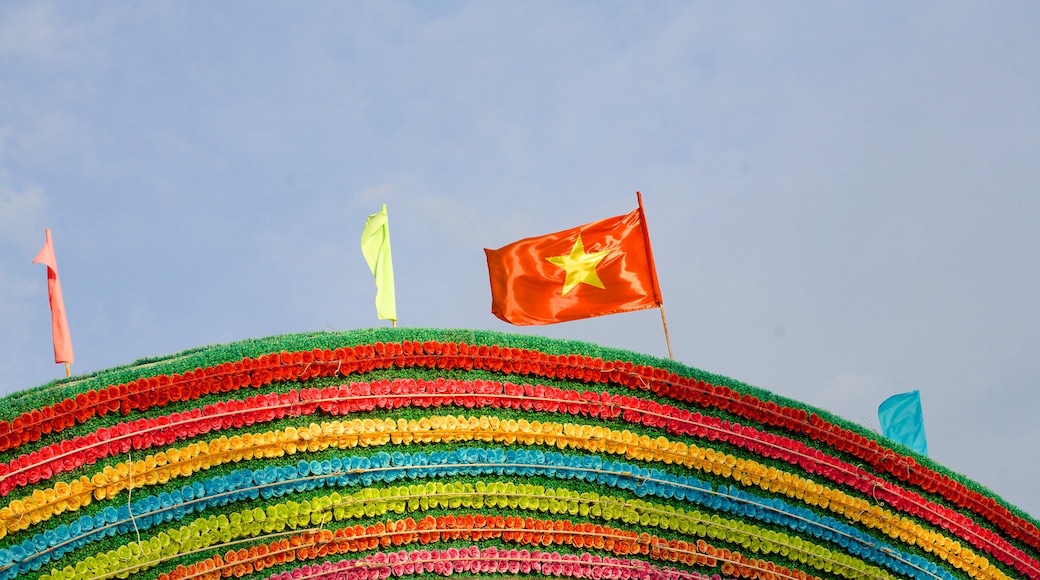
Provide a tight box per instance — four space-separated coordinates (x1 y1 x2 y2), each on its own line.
0 328 1036 580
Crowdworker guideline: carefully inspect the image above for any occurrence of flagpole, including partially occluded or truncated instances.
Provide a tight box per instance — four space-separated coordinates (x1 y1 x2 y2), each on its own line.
658 305 674 360
635 191 673 360
64 362 70 378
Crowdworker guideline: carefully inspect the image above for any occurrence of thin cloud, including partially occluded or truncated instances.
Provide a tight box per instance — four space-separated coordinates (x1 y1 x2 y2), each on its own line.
0 181 46 247
0 3 80 62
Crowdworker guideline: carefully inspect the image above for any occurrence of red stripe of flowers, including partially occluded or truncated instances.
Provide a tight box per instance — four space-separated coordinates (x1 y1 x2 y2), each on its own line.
2 377 1036 577
0 339 1036 554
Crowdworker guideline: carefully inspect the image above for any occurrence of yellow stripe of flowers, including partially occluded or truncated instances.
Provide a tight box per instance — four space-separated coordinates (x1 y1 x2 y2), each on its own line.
2 416 1001 580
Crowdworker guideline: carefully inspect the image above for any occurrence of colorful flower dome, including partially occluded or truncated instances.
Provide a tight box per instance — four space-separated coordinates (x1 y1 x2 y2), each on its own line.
0 328 1036 580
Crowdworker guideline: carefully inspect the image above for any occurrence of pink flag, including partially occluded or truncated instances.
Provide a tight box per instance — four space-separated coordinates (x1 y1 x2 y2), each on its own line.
33 228 74 365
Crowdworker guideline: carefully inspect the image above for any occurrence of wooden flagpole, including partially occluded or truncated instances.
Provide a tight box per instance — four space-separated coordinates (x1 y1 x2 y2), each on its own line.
658 305 674 360
635 191 674 360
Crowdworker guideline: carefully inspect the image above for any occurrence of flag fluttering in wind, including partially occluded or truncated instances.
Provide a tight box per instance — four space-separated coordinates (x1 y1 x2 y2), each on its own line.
878 390 928 456
33 228 74 372
485 204 663 326
361 204 397 324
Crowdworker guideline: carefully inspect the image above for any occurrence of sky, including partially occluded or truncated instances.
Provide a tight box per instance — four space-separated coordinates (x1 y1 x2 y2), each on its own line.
1 2 1038 516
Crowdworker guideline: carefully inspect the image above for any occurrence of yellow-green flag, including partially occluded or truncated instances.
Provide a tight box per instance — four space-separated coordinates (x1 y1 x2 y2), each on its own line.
361 204 397 323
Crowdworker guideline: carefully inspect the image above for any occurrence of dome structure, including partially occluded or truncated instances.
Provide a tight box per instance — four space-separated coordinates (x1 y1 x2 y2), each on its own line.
0 328 1036 580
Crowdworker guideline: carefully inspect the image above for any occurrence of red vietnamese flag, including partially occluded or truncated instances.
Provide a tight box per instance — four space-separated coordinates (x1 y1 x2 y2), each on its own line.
33 228 74 365
485 206 662 325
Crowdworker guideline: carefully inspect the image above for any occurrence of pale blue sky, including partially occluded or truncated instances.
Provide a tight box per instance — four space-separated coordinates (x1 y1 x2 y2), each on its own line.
2 2 1038 516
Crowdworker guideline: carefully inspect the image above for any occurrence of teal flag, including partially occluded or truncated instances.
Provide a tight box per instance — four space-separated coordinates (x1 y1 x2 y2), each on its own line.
878 390 928 456
361 204 397 323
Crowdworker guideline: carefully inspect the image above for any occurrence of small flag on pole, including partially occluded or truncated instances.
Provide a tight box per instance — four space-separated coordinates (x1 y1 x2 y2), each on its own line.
484 200 663 326
878 390 928 456
33 228 74 375
361 204 397 324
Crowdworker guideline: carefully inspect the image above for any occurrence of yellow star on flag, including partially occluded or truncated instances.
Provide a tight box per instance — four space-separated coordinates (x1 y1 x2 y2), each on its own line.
546 234 610 296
